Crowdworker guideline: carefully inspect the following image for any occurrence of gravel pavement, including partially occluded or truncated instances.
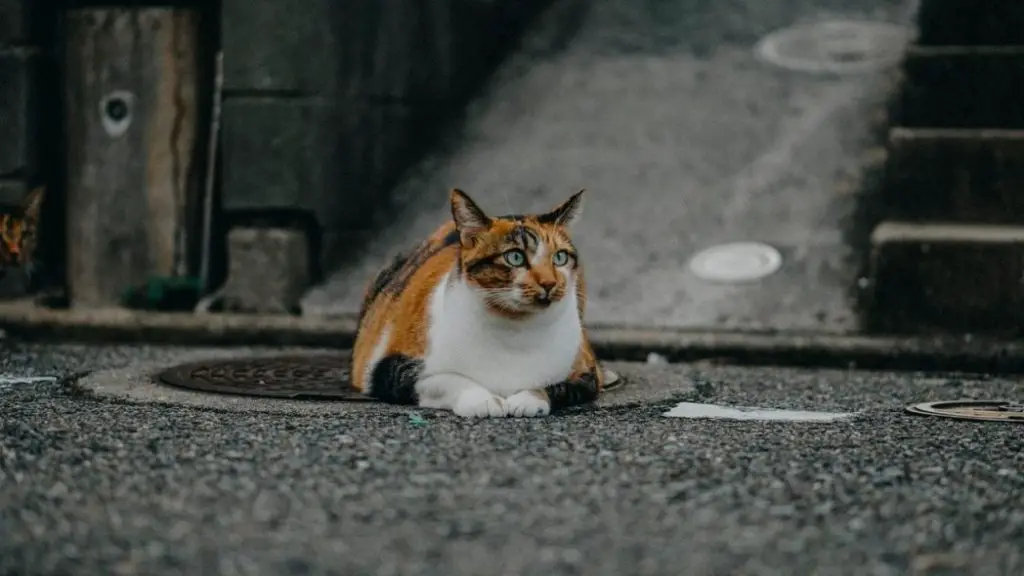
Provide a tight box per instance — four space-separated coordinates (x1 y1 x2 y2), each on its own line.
2 342 1022 576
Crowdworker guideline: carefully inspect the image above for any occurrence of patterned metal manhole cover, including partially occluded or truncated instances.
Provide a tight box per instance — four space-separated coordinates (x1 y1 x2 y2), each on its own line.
156 355 627 401
156 354 374 401
905 400 1024 423
689 241 782 283
755 20 911 74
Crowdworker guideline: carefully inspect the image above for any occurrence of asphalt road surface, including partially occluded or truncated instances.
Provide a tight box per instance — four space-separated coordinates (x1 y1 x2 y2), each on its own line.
2 342 1022 576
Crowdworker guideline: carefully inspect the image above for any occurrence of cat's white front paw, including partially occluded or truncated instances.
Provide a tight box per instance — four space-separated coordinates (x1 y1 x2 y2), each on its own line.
505 390 551 418
453 388 507 418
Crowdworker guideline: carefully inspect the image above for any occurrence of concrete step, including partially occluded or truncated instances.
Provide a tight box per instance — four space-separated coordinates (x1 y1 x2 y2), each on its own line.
867 221 1024 335
862 3 1024 334
898 45 1024 129
884 127 1024 224
917 0 1024 46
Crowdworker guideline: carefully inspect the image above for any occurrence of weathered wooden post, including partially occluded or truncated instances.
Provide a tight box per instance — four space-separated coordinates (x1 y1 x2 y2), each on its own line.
64 8 204 308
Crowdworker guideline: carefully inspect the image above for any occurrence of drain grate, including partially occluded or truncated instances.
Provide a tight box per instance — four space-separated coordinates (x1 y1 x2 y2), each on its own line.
156 354 374 401
905 400 1024 423
156 355 626 401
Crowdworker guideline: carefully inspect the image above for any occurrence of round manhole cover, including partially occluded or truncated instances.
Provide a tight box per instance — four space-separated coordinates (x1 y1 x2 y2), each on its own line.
754 20 911 74
905 400 1024 423
157 355 628 401
689 241 782 283
156 354 374 401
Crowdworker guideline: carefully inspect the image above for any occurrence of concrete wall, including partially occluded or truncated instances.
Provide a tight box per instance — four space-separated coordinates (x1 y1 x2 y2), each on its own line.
0 0 552 306
0 0 37 205
220 0 552 272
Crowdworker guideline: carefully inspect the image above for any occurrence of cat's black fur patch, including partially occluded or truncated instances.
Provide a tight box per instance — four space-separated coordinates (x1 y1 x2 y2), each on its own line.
544 371 600 411
385 232 462 295
358 230 463 322
442 228 461 246
464 254 506 273
369 354 423 405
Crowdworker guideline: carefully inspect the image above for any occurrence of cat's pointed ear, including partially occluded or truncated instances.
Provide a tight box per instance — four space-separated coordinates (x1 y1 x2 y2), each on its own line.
450 188 490 240
21 186 44 220
540 189 585 228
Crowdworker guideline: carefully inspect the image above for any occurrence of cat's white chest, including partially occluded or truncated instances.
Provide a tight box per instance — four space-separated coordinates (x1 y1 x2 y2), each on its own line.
422 273 582 396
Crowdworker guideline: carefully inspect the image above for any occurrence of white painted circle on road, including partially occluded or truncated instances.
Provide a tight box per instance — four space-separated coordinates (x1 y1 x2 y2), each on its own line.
663 402 858 422
755 20 911 75
688 241 782 283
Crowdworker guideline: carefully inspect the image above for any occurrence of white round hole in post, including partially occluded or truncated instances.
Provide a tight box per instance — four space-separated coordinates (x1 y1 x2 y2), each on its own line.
99 90 136 137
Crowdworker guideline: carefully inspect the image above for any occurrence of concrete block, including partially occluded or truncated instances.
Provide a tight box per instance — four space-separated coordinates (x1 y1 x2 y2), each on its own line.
222 0 449 99
219 227 310 314
885 127 1024 224
220 97 416 231
0 0 30 44
900 46 1024 129
0 48 37 176
868 221 1024 334
222 0 549 102
221 0 337 94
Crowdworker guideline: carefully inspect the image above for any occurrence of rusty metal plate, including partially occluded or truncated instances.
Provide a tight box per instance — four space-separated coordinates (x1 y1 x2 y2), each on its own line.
156 354 374 401
905 400 1024 423
156 354 625 401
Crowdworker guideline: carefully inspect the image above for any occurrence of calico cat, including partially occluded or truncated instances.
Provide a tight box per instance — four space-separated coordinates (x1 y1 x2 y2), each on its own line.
0 186 44 279
351 188 604 418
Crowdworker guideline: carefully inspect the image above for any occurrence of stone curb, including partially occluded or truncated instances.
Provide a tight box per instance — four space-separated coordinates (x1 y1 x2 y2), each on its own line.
867 221 1024 334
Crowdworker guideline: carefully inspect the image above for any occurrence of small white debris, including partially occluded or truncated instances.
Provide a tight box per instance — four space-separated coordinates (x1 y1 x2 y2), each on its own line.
646 352 668 365
663 402 857 422
0 375 59 391
603 368 620 386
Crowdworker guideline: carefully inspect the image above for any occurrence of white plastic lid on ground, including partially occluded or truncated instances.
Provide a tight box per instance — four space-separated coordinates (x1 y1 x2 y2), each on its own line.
754 20 913 75
688 241 782 283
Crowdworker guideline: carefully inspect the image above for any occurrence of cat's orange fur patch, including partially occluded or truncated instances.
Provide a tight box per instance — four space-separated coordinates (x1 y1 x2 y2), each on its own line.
351 224 460 390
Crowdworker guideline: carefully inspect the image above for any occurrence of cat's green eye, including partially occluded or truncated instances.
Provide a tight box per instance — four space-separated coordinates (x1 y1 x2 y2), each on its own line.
503 249 527 267
552 250 570 266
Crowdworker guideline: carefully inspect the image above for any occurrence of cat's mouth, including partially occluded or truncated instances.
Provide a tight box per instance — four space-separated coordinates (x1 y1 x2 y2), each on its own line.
534 293 555 307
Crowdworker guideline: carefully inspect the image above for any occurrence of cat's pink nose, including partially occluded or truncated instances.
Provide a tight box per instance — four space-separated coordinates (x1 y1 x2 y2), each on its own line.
538 282 556 298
